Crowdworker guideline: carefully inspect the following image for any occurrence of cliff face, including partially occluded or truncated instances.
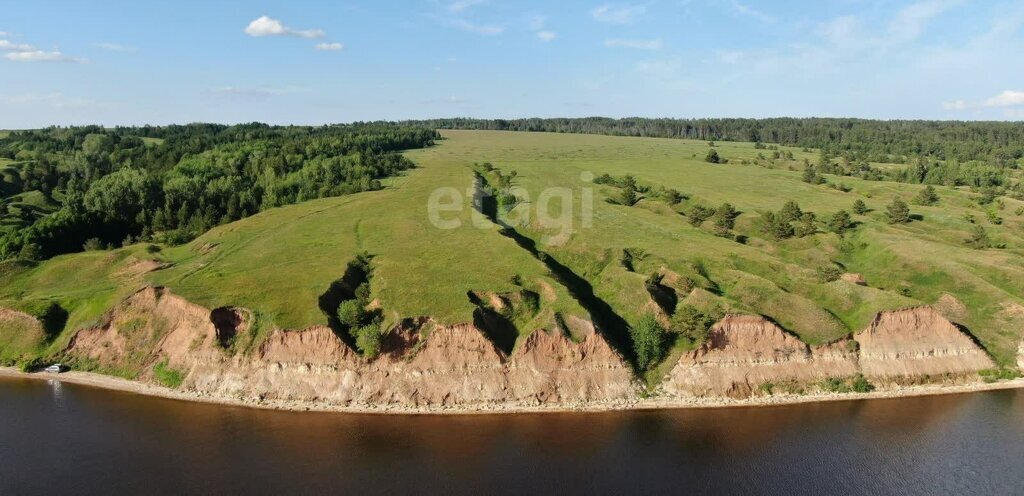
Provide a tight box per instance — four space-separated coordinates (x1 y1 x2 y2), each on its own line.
662 308 996 399
58 288 1003 407
661 315 858 398
855 307 995 379
63 287 638 408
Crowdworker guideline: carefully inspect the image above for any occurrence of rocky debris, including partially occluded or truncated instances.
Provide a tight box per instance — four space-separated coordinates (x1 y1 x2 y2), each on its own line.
855 306 994 379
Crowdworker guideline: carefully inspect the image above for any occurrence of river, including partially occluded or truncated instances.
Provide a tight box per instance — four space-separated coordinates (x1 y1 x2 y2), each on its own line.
1 377 1023 495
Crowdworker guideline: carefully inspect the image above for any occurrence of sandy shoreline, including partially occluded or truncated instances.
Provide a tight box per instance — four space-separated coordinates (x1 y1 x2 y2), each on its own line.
3 366 1024 415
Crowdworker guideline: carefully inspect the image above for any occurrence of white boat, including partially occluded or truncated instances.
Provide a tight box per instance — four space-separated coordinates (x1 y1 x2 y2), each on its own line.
44 364 66 373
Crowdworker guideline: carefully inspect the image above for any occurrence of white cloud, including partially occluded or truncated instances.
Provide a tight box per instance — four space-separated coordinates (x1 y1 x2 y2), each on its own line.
448 19 504 35
816 15 859 46
95 42 136 52
888 0 964 44
0 39 33 51
731 1 775 23
314 42 344 51
604 38 662 50
4 50 82 62
448 0 485 13
244 16 324 39
591 4 646 24
537 31 557 42
939 90 1024 111
984 90 1024 107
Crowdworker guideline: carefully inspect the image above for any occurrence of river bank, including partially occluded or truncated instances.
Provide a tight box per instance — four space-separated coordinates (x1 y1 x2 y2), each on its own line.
3 366 1023 415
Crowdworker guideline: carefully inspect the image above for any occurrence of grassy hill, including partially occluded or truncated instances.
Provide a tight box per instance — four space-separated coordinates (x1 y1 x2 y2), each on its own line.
2 130 1023 370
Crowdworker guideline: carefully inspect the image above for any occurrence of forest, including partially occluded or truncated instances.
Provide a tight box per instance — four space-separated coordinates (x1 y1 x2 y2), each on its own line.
412 117 1024 165
0 123 438 260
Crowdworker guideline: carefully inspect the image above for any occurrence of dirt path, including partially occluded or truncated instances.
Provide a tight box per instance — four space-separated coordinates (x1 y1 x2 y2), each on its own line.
3 367 1024 415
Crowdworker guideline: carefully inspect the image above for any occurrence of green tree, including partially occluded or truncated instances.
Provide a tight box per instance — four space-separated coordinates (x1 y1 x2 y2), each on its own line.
852 199 868 215
914 185 939 206
619 184 639 206
688 205 716 227
794 212 817 237
712 202 739 235
964 225 992 249
662 188 684 205
630 312 667 370
762 211 794 240
886 198 911 224
704 149 721 164
779 200 803 223
827 210 854 234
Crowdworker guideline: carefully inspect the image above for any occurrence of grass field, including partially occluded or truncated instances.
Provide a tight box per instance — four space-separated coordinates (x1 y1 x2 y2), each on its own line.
2 130 1023 366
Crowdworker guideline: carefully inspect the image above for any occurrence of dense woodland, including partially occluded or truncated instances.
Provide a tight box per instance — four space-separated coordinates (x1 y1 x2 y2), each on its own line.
0 123 438 260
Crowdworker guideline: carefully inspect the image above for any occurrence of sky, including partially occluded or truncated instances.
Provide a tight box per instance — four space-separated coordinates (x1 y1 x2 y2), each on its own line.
1 0 1023 127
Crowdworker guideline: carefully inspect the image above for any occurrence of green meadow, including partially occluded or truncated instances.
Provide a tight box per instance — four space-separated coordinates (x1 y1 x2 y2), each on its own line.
2 130 1023 367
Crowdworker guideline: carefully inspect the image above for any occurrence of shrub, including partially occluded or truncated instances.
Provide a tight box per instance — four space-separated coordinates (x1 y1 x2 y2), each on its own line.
671 304 721 346
851 374 875 393
852 199 868 215
688 205 715 227
354 324 384 359
885 198 911 224
794 212 817 238
914 185 939 205
827 210 854 234
630 312 667 370
816 264 843 283
704 149 721 164
662 188 684 205
761 211 794 240
18 357 45 372
83 238 105 251
145 244 162 253
964 225 992 249
153 360 184 388
337 299 366 329
711 203 739 232
979 368 1021 383
779 201 803 222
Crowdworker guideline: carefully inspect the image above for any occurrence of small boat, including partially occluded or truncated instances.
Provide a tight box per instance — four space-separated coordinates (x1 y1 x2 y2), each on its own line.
44 364 66 373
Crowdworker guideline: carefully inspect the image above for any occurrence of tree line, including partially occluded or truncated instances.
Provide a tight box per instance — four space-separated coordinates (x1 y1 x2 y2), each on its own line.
0 123 438 260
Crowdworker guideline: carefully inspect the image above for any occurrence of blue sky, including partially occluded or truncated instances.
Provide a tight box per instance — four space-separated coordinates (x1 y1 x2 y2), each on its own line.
1 0 1023 127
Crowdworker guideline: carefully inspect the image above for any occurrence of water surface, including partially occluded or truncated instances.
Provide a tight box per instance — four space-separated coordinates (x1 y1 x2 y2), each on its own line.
2 378 1022 495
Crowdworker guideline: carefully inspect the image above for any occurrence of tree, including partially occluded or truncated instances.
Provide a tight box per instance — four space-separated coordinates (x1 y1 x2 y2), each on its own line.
779 200 803 223
914 185 939 206
712 202 739 235
671 304 723 345
852 199 868 215
619 184 639 206
704 149 721 164
630 312 667 370
688 205 715 227
964 225 991 249
886 198 911 224
762 211 794 240
794 212 817 237
827 210 854 234
662 188 683 205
